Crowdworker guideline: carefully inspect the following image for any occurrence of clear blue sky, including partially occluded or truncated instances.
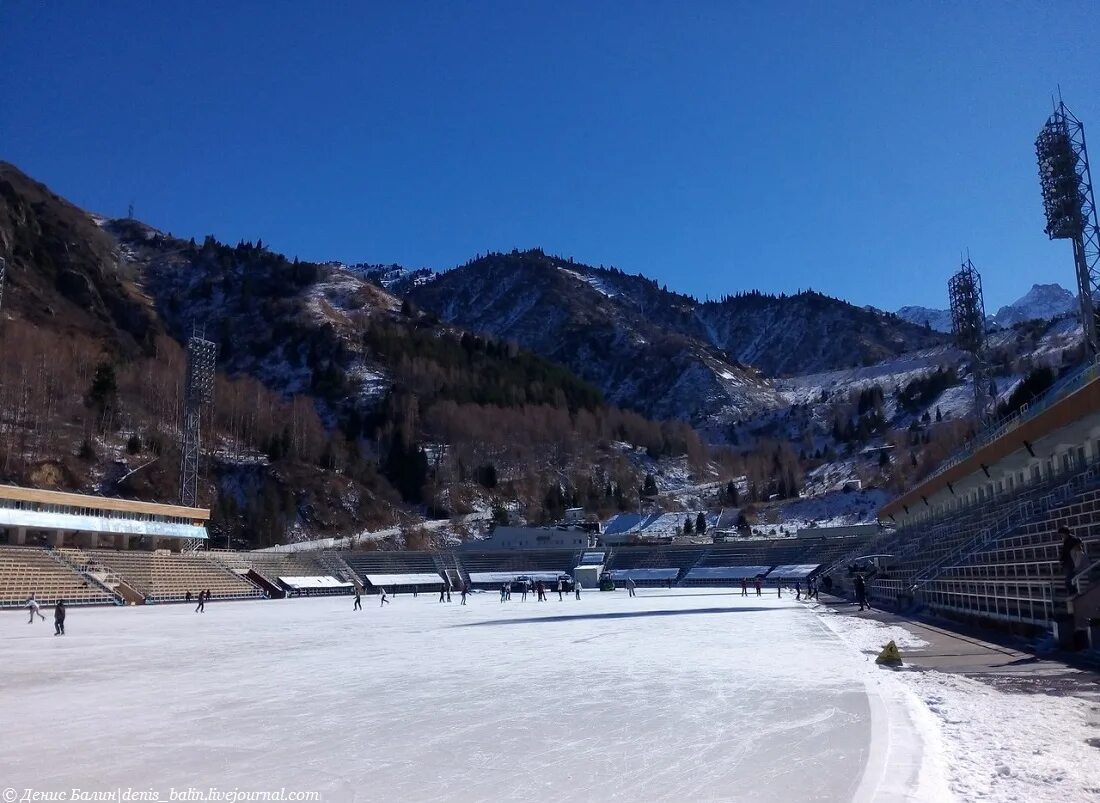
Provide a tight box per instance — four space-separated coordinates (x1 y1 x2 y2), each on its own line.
2 1 1098 311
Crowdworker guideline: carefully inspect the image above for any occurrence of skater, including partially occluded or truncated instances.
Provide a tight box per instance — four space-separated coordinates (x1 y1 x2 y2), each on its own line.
185 590 192 603
854 574 870 611
522 580 530 601
439 584 447 603
353 588 362 611
557 578 564 601
777 582 782 598
26 593 45 624
575 581 581 600
446 583 452 603
666 578 673 589
54 599 66 635
1061 526 1087 592
194 589 205 613
461 583 468 605
536 581 546 602
626 577 637 598
740 578 748 597
500 583 508 603
754 577 762 597
795 581 801 601
379 587 390 606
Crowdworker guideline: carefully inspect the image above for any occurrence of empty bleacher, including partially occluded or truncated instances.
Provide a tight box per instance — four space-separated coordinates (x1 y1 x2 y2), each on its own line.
0 546 117 608
457 549 579 587
62 549 262 603
341 550 443 591
204 550 349 596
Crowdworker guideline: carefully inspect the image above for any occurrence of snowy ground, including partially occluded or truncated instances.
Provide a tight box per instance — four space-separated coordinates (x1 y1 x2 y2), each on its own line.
815 604 1100 802
1 591 1093 802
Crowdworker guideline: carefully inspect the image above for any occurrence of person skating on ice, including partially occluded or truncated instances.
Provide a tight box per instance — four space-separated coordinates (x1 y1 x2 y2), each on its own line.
460 582 468 605
54 599 66 635
379 587 390 606
740 578 748 597
195 589 205 613
557 579 564 601
626 576 637 598
353 588 362 611
26 593 46 624
574 581 581 600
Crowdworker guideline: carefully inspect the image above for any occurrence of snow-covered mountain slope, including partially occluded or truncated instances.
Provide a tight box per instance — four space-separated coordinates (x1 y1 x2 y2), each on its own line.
991 283 1076 328
896 305 954 333
895 283 1078 334
408 250 784 426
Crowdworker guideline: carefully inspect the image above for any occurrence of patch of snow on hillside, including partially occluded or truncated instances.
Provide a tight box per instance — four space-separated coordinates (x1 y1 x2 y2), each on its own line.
558 266 617 298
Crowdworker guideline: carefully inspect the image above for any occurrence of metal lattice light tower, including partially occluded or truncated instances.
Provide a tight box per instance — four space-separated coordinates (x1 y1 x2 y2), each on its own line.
949 258 993 420
1036 99 1100 356
179 328 217 508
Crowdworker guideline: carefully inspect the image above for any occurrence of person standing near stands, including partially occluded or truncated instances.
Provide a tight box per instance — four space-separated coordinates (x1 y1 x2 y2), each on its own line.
795 581 801 601
460 582 468 605
195 589 205 613
556 578 564 601
754 577 762 597
626 576 637 598
574 580 581 600
26 593 45 624
536 580 546 601
853 574 870 611
439 584 447 603
1061 526 1087 592
740 578 748 597
353 588 362 611
54 599 66 635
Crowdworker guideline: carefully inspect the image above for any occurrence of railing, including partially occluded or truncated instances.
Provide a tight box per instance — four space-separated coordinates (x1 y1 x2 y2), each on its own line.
925 357 1100 484
914 460 1100 591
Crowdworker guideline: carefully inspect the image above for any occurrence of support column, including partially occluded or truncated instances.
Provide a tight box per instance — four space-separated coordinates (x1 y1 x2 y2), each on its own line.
51 529 65 548
12 527 27 546
115 533 130 550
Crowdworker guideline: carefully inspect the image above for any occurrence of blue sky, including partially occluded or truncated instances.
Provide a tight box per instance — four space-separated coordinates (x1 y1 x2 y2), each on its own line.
2 1 1098 311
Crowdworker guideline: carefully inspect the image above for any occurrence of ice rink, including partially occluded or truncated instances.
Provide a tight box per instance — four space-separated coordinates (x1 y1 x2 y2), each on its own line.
2 589 948 802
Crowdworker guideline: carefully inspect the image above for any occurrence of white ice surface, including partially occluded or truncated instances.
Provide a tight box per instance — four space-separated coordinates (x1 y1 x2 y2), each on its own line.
1 591 952 802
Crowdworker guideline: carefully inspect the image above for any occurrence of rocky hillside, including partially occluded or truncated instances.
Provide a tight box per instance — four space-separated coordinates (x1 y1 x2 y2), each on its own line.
407 251 944 425
0 163 718 547
407 250 786 427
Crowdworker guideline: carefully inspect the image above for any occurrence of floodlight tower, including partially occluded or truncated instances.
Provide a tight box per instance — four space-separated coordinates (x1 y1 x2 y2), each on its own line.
179 328 217 508
1036 99 1100 356
949 258 993 420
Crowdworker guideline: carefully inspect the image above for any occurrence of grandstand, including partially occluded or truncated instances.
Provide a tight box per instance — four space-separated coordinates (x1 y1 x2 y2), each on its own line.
206 550 351 597
0 546 117 607
341 550 444 593
862 362 1100 647
58 548 262 603
458 549 579 587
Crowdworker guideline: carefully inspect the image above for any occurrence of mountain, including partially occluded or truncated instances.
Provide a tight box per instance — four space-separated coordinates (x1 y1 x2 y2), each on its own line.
895 283 1079 335
992 283 1076 328
407 252 945 424
896 305 954 333
407 250 786 427
0 162 717 545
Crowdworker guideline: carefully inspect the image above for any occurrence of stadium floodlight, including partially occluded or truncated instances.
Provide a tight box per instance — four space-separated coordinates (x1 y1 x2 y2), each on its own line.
1036 100 1100 356
949 258 993 421
179 328 217 508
